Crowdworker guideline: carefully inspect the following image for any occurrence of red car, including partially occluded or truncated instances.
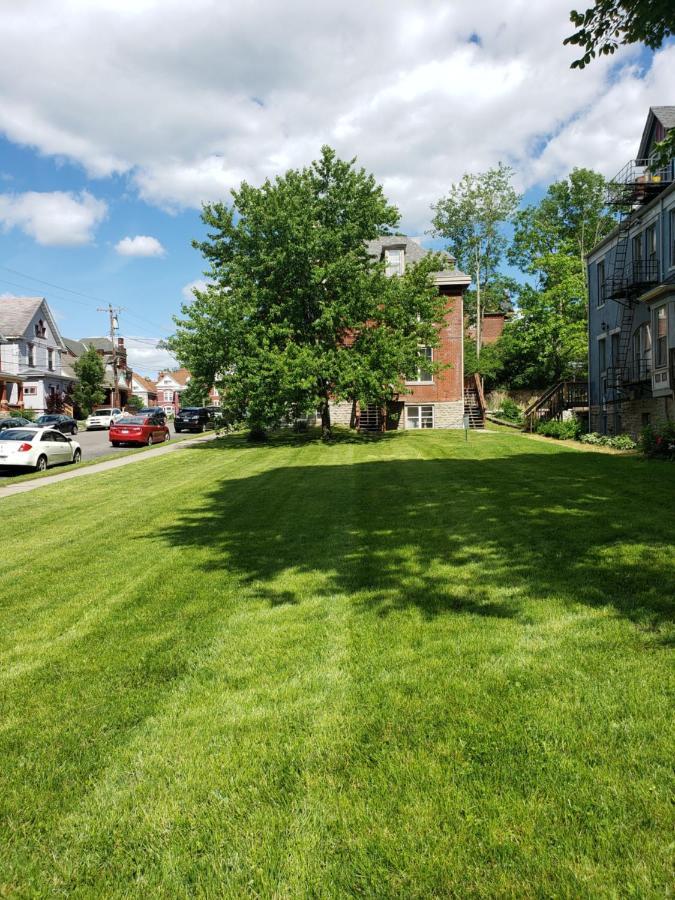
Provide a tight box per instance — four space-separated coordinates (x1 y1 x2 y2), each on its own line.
109 413 169 447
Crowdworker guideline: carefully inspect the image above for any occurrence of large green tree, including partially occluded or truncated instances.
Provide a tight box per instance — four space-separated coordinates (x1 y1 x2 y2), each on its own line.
72 346 105 416
509 167 615 292
431 163 520 355
170 147 449 438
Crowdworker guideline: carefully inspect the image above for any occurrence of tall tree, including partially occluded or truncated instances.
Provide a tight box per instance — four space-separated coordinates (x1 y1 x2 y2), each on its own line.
170 146 449 438
72 346 105 416
509 167 615 292
431 163 520 356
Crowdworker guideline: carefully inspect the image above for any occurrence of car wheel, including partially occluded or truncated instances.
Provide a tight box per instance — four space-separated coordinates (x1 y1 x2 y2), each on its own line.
71 425 78 435
35 455 48 472
147 435 154 446
175 427 181 433
112 441 120 447
200 423 206 433
72 449 81 464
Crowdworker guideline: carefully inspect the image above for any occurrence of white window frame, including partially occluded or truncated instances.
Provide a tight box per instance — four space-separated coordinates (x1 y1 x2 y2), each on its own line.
654 304 668 369
406 346 434 385
596 258 606 307
384 247 404 277
670 209 675 270
406 404 434 429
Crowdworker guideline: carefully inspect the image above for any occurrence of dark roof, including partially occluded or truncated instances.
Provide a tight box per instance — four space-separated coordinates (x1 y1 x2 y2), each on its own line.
79 336 114 352
637 106 675 159
63 337 87 358
366 235 467 279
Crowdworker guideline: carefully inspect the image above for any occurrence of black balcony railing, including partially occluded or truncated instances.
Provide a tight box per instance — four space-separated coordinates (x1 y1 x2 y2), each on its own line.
607 158 675 207
604 259 660 300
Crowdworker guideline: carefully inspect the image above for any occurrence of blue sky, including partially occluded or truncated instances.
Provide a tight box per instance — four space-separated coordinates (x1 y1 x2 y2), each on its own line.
0 1 672 375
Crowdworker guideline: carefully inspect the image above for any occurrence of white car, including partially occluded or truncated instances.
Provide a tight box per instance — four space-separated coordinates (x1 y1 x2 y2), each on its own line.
86 407 123 430
0 427 82 472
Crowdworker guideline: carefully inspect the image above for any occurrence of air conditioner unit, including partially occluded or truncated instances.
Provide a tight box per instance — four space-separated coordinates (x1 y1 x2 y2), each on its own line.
652 369 672 397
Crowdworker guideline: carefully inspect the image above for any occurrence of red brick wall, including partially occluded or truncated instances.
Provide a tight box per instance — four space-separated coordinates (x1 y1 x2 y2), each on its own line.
405 285 464 403
481 313 506 345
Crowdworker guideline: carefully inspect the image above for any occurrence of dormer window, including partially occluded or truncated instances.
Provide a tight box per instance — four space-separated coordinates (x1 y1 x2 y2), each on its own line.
34 319 46 338
385 248 404 277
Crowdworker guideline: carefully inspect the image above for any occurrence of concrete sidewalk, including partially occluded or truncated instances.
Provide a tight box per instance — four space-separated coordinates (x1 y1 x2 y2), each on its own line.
0 433 219 500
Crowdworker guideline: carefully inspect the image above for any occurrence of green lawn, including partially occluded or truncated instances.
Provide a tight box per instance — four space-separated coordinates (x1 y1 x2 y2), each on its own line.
1 430 673 897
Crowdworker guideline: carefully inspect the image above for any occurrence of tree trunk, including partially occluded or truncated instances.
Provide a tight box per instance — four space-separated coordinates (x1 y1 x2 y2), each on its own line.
320 393 332 440
475 259 481 359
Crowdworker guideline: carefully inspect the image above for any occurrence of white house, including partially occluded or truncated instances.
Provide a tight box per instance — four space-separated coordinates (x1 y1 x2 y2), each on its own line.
156 368 191 415
0 297 75 413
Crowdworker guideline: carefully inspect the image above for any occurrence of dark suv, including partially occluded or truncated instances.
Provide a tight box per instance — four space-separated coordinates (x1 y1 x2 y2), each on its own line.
174 407 211 433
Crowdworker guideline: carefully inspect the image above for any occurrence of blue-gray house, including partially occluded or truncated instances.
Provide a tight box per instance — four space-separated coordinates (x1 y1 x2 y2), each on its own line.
587 106 675 436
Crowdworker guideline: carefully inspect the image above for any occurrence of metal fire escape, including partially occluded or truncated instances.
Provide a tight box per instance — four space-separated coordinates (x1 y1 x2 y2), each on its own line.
603 159 673 413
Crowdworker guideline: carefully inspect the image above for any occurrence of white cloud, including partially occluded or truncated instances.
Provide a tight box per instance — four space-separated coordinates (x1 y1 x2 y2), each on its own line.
0 190 106 245
0 1 666 231
181 278 210 301
124 336 177 376
115 235 166 257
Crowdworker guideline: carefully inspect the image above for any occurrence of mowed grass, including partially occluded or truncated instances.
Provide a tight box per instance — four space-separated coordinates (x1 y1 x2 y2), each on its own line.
0 430 673 897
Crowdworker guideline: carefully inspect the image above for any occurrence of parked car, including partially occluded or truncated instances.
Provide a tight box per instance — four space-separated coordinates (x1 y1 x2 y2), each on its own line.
0 427 81 471
86 407 123 430
35 413 78 435
174 407 212 433
138 407 167 425
109 413 170 447
0 416 32 431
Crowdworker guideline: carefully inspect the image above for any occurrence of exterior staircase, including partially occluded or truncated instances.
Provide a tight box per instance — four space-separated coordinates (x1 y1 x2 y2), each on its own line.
464 374 485 428
358 404 383 433
523 381 588 431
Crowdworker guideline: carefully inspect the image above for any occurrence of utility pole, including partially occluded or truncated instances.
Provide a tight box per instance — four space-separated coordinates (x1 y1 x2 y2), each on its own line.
97 304 123 408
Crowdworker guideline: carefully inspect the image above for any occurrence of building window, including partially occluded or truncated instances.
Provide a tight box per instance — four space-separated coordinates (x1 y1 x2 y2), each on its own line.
24 385 37 396
407 347 433 383
670 209 675 268
598 337 606 375
597 259 606 306
34 319 46 338
384 248 404 277
646 223 657 278
47 349 54 371
407 404 434 429
632 232 642 264
163 390 173 402
655 306 667 368
27 344 35 367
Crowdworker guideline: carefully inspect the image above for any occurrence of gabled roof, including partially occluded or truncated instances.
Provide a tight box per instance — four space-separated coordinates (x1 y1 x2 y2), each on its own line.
158 367 191 386
132 373 157 393
637 106 675 159
80 336 114 352
366 235 468 282
0 296 66 349
63 337 87 358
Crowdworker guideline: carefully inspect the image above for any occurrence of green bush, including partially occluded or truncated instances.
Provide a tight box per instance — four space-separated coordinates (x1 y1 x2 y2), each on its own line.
14 408 36 421
535 418 582 440
640 423 675 459
579 432 636 450
496 398 523 423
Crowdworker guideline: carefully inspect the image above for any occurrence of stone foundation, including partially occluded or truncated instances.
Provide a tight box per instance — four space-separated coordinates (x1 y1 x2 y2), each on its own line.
403 400 465 430
329 401 353 426
590 395 674 438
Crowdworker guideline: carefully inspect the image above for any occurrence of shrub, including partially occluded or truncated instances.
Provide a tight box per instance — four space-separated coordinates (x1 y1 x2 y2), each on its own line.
496 398 523 423
579 431 604 445
640 423 675 459
535 418 582 440
607 434 636 451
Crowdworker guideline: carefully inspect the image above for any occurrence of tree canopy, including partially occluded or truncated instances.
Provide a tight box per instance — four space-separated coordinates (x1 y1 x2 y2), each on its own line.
72 346 106 416
431 163 520 352
170 146 450 437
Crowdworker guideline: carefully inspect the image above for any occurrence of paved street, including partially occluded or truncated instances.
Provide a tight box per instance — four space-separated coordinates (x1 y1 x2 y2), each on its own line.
0 424 201 479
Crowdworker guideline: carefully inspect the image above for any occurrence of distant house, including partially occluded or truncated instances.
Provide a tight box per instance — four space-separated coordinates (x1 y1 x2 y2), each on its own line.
68 336 133 408
465 311 509 347
0 296 75 413
326 236 470 431
587 106 675 436
156 367 191 415
131 373 158 407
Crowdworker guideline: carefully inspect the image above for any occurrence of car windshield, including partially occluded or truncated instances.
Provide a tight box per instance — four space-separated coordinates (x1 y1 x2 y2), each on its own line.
93 409 112 415
117 416 146 424
0 429 37 441
181 408 202 413
36 415 59 423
